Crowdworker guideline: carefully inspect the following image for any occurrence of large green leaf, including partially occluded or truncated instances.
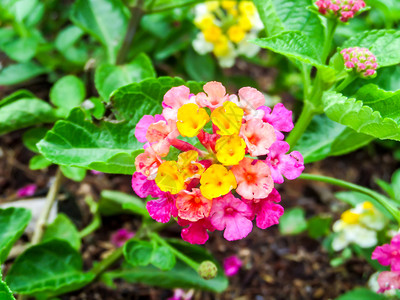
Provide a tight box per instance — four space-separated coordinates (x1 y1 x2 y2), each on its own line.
0 62 46 85
252 31 324 68
342 30 400 68
0 207 31 264
37 108 142 174
6 239 94 298
0 90 56 135
99 190 148 217
70 0 129 63
42 214 81 250
323 85 400 141
95 53 156 101
336 288 386 300
0 278 15 300
295 114 374 163
253 0 324 50
104 239 228 292
145 0 201 12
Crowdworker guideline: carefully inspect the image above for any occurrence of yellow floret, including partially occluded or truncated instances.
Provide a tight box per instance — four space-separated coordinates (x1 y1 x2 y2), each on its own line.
206 1 220 11
215 135 246 165
227 25 246 43
341 210 360 224
362 201 374 211
200 164 237 199
211 101 244 135
155 161 185 194
213 35 230 57
177 103 210 137
203 25 223 43
221 0 236 10
195 15 215 30
238 16 252 31
177 150 205 180
239 1 256 15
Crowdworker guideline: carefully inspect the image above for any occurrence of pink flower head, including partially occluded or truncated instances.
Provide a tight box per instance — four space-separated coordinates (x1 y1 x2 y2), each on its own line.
168 289 194 300
135 148 163 179
178 217 215 244
90 170 103 175
209 193 253 241
243 188 284 229
240 118 276 156
146 192 178 223
229 87 265 118
146 119 179 157
231 157 274 200
110 229 135 247
372 234 400 272
340 47 378 78
162 86 194 121
17 184 37 198
135 114 165 143
377 271 400 293
131 172 162 198
265 141 304 184
258 103 294 140
195 81 229 110
176 188 213 222
223 255 242 276
315 0 366 22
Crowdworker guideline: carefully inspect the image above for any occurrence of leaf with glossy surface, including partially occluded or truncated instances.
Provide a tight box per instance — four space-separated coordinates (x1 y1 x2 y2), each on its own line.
99 190 148 217
70 0 129 63
0 278 15 300
105 239 228 292
151 246 176 271
0 91 56 135
0 61 46 85
342 30 400 68
123 240 154 267
295 114 374 163
323 85 400 141
22 127 48 153
5 239 94 298
95 53 156 101
29 154 52 170
42 214 81 250
0 207 31 263
60 166 87 182
336 288 386 300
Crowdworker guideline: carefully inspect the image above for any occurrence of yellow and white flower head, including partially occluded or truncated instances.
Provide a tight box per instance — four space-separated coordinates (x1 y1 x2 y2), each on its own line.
192 1 263 68
332 201 387 251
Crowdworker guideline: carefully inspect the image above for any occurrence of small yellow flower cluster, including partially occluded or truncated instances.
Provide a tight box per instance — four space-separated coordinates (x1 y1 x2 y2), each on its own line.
192 1 263 67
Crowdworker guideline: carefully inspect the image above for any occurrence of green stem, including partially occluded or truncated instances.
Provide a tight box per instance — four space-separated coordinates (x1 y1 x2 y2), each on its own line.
335 74 356 92
299 173 400 225
116 0 145 65
322 19 338 63
151 233 200 271
286 102 317 148
92 247 123 277
79 214 101 238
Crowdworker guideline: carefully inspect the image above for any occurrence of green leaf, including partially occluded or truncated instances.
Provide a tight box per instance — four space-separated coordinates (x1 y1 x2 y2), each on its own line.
151 246 176 271
279 207 308 235
252 31 324 68
342 30 400 68
55 25 87 64
336 288 386 300
307 215 332 239
145 0 201 12
0 90 56 135
5 239 94 298
29 154 52 170
123 240 154 267
0 61 46 85
295 114 374 163
95 53 156 101
99 190 148 217
22 127 48 153
106 239 228 292
82 97 105 119
50 75 86 116
184 48 215 82
42 214 81 250
70 0 129 64
2 37 38 62
0 278 15 300
323 85 400 141
391 169 400 201
0 207 31 263
60 166 87 182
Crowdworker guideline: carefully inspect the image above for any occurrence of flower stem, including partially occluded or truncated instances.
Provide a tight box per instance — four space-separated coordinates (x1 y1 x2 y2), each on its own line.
286 102 317 149
335 74 356 92
322 19 338 63
116 0 145 65
31 168 63 245
92 247 124 277
299 173 400 225
151 233 200 271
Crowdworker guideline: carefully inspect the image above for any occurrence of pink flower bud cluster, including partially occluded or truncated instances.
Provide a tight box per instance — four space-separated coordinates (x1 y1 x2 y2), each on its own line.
315 0 366 22
340 47 378 78
372 234 400 293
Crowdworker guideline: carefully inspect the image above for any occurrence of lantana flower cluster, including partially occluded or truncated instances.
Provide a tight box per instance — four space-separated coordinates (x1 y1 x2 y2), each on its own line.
372 233 400 293
340 47 378 78
332 201 386 251
315 0 366 22
132 81 304 244
192 1 263 67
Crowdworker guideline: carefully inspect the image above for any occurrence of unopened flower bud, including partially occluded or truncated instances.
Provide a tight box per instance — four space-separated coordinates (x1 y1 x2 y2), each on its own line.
340 47 378 78
315 0 366 22
198 260 218 280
